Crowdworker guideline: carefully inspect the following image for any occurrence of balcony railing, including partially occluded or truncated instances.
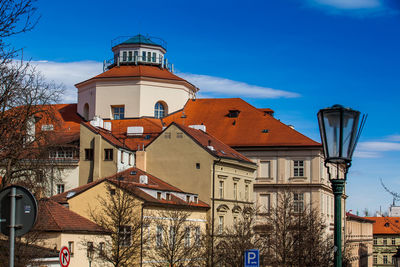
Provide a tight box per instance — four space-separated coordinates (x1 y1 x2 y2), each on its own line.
103 55 174 72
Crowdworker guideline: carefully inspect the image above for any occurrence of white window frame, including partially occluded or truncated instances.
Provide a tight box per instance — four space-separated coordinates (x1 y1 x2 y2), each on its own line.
293 160 305 177
293 193 304 213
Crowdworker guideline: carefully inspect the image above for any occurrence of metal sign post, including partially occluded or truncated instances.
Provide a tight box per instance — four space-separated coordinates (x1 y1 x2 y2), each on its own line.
0 185 38 267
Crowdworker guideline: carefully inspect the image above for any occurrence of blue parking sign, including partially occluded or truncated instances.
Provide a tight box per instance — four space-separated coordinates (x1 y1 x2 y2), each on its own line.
244 249 259 267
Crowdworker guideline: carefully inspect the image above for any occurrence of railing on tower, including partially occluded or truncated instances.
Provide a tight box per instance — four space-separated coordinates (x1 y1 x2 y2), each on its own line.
103 55 174 73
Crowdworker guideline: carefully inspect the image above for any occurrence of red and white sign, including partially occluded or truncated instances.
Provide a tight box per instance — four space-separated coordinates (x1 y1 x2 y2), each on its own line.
59 246 71 267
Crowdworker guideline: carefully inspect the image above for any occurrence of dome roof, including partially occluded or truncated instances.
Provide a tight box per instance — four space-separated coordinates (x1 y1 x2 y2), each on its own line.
119 34 165 49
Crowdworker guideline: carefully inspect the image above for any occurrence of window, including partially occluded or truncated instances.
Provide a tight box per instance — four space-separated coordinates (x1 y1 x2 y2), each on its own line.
195 226 201 246
186 195 190 202
152 52 156 62
156 225 163 247
194 196 198 203
233 216 237 225
245 185 249 201
50 149 73 159
157 192 162 200
294 160 304 177
41 124 54 131
383 238 387 245
373 255 377 264
259 161 270 178
119 226 131 247
122 51 127 61
233 183 237 200
57 184 65 194
147 52 151 62
68 241 74 254
142 51 146 61
120 151 124 164
154 102 166 118
383 255 388 264
128 51 132 61
134 51 138 61
143 224 150 247
184 227 190 247
218 216 224 234
219 181 224 198
164 132 171 139
104 149 113 161
86 242 93 257
196 163 200 169
373 237 377 245
112 106 125 120
393 237 396 245
99 242 105 256
293 193 304 212
128 153 132 166
259 194 270 214
176 132 183 138
85 149 94 160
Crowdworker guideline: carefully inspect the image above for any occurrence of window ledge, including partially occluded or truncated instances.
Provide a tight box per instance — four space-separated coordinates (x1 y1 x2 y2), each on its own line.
256 177 273 182
289 176 308 181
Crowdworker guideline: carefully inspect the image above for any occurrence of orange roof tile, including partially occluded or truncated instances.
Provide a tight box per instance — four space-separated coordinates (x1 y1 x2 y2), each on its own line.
51 167 209 209
75 65 198 92
365 217 400 234
162 98 320 148
35 198 107 233
169 123 254 164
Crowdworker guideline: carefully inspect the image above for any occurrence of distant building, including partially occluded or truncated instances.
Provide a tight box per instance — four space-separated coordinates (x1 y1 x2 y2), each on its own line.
365 216 400 266
345 212 374 267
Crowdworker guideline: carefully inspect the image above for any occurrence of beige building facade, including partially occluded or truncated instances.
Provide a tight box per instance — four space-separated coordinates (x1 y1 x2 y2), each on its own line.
144 123 257 233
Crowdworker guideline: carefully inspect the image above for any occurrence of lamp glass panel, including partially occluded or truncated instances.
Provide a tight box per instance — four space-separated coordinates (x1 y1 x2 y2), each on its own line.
323 111 340 159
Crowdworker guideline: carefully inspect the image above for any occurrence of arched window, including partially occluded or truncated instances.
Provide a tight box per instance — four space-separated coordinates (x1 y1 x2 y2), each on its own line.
83 103 89 121
154 101 167 118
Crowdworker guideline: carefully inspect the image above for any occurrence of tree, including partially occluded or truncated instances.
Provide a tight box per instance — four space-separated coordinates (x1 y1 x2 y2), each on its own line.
88 181 146 267
260 191 333 267
146 209 205 267
213 207 266 267
0 0 64 195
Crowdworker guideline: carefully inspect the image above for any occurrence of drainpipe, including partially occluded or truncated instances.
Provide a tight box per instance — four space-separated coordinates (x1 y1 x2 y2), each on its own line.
211 158 221 266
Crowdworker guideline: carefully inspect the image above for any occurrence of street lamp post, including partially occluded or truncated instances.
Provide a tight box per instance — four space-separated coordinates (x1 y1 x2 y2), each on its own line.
317 104 366 267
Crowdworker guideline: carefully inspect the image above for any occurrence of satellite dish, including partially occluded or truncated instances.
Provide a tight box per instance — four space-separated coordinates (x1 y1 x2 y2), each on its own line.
0 185 38 237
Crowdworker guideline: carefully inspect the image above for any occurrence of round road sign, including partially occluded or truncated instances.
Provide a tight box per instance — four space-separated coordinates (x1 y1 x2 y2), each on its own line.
0 185 38 237
59 246 71 267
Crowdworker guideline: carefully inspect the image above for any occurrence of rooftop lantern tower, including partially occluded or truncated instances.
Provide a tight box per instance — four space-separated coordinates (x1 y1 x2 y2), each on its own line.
103 34 173 72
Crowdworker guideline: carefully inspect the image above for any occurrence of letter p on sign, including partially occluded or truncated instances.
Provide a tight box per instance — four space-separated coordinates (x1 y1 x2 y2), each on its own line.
244 249 259 267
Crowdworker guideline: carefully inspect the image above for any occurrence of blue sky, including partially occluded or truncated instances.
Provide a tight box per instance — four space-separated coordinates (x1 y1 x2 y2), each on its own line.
10 0 400 214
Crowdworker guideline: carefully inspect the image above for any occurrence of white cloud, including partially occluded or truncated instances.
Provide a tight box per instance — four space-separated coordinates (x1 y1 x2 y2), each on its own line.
353 151 381 158
357 141 400 152
30 60 300 102
387 135 400 142
178 73 300 99
31 60 103 103
308 0 381 9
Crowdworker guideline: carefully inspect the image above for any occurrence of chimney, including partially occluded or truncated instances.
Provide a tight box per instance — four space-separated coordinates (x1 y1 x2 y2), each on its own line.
136 150 146 171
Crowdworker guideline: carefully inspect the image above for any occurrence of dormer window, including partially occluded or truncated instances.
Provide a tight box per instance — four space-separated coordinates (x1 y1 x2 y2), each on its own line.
157 192 162 200
227 110 240 118
186 195 191 202
166 193 171 201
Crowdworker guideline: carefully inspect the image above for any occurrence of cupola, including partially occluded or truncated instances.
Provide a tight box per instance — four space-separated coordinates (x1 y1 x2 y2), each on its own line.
103 34 172 71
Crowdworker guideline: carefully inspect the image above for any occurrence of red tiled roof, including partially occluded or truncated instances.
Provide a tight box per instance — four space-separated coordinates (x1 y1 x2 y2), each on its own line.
51 167 209 209
75 65 198 92
162 98 320 148
106 118 164 150
365 217 400 234
82 121 132 150
35 198 107 233
170 123 254 164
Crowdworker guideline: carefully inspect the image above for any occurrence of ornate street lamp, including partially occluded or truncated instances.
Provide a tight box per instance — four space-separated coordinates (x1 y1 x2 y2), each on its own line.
317 104 366 267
